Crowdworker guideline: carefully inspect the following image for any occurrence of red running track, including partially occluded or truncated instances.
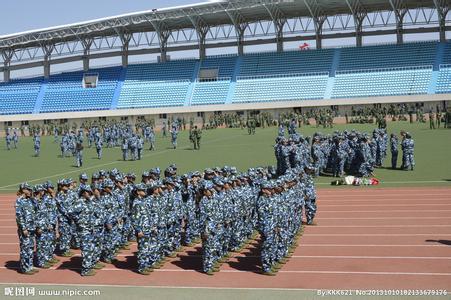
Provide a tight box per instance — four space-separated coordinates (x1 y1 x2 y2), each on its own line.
0 187 450 289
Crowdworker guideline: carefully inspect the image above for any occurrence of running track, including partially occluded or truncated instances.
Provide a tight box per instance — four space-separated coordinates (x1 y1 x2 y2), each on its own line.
0 187 450 289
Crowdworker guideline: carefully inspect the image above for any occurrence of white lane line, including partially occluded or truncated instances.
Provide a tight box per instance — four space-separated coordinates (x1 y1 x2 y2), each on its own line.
176 255 451 260
289 244 450 247
2 204 450 209
315 181 450 185
0 282 316 291
0 135 240 190
0 243 447 247
318 200 451 203
2 224 448 229
318 210 451 212
303 234 451 236
153 270 451 276
1 266 451 276
305 225 451 228
0 253 450 260
318 194 451 198
316 217 451 220
318 204 451 207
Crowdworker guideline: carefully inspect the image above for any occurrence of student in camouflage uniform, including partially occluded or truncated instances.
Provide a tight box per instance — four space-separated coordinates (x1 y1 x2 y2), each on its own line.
33 133 41 157
5 131 12 150
401 133 415 171
56 180 75 257
35 185 53 269
192 126 202 150
390 133 399 169
42 182 59 266
15 183 39 274
70 185 97 276
199 181 218 275
170 127 178 149
100 179 119 263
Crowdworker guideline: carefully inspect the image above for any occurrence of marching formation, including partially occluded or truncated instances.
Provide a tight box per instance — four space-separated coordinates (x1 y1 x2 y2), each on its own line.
275 128 415 178
15 164 317 276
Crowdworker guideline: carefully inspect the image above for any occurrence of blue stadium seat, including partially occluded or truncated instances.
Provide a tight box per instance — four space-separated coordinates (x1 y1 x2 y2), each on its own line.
436 65 451 94
117 61 196 109
332 66 432 98
191 80 230 105
0 77 42 114
199 55 237 78
0 41 451 115
338 42 437 70
239 49 334 76
40 66 122 113
232 73 329 103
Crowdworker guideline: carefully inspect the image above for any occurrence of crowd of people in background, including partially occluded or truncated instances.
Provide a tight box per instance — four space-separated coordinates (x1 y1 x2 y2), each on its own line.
4 103 441 170
275 125 415 178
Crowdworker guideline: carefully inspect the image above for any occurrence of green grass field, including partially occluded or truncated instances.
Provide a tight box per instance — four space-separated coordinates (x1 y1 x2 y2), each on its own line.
0 121 450 192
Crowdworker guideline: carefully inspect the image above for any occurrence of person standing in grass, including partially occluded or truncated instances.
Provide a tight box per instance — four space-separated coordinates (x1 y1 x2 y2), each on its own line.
75 141 84 167
436 111 441 128
170 126 178 149
401 133 415 171
192 126 202 150
13 130 18 149
429 110 436 129
390 133 399 169
33 132 41 157
5 131 12 150
95 137 103 159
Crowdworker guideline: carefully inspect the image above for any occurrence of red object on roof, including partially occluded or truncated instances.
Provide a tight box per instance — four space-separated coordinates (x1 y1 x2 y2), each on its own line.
299 43 310 50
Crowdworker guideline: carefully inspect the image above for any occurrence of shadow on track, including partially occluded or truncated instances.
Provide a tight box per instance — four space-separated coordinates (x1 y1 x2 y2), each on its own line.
425 239 451 246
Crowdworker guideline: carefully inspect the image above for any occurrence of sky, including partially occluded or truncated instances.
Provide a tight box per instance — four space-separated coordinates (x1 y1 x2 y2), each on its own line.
0 0 445 78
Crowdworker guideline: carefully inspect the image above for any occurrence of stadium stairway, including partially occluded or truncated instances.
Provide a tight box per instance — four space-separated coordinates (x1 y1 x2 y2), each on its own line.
225 56 242 104
184 61 201 106
33 79 48 114
428 42 446 94
324 48 341 99
111 67 127 110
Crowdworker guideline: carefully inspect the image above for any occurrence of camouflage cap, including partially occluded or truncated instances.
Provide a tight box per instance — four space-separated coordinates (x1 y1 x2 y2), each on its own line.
102 179 114 189
80 185 93 194
20 183 32 191
43 181 54 189
33 185 45 193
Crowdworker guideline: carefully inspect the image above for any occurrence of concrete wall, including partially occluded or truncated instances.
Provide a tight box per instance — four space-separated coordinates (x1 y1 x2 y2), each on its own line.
1 93 450 124
2 96 450 136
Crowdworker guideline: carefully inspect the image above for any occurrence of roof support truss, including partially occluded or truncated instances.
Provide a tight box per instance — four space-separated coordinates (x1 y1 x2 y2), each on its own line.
433 0 450 41
346 0 368 46
304 0 328 48
262 2 287 52
0 1 447 67
223 2 248 55
389 0 409 44
184 8 210 59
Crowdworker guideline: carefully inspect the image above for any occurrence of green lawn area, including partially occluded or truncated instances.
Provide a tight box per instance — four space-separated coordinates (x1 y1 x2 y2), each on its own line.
0 121 450 192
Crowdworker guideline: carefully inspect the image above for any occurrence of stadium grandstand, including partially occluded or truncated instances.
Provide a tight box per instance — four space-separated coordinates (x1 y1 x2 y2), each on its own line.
0 0 450 129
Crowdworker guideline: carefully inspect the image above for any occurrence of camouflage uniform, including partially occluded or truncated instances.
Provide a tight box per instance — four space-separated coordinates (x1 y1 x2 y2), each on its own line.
15 184 38 273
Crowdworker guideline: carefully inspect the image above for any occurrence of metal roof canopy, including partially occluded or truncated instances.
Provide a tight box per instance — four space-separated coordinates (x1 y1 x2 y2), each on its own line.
0 0 449 67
